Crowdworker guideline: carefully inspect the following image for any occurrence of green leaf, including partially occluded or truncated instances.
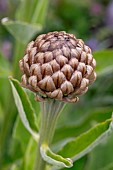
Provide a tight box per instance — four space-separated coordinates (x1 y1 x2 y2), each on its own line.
0 53 11 78
0 53 10 67
9 77 39 141
11 163 23 170
13 116 31 154
0 67 11 78
24 138 37 170
31 0 49 25
0 78 11 111
85 132 113 170
1 18 42 44
16 0 37 22
16 0 48 25
40 143 73 168
61 156 87 170
53 109 112 145
27 90 40 118
93 50 113 74
58 117 113 162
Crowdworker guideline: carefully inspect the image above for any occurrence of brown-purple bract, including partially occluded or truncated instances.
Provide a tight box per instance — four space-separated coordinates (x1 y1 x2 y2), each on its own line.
19 31 96 102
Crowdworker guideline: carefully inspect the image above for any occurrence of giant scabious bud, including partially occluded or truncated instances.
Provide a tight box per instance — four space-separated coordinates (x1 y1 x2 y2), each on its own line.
19 31 96 102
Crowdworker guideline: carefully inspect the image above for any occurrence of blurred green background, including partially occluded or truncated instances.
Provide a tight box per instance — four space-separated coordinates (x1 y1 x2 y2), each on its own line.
0 0 113 170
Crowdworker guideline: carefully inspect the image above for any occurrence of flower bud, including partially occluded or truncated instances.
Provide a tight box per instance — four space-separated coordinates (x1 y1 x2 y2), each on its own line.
19 31 96 102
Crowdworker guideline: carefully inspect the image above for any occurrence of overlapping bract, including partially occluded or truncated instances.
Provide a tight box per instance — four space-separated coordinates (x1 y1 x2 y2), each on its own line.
19 31 96 102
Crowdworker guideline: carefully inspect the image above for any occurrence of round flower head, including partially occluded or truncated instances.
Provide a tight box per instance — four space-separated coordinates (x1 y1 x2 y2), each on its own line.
19 31 96 102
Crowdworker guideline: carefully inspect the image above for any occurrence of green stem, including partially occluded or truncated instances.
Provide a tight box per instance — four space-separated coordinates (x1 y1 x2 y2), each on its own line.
34 99 65 170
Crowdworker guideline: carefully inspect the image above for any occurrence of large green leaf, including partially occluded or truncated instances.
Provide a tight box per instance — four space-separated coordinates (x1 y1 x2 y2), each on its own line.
53 109 112 145
1 19 42 44
85 133 113 170
9 77 39 141
58 117 113 162
93 50 113 74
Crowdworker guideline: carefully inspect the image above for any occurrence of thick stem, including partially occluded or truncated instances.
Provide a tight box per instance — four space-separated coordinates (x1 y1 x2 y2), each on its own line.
34 99 65 170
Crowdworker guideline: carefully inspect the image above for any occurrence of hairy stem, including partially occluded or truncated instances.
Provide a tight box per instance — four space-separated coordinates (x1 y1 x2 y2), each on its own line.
34 99 65 170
